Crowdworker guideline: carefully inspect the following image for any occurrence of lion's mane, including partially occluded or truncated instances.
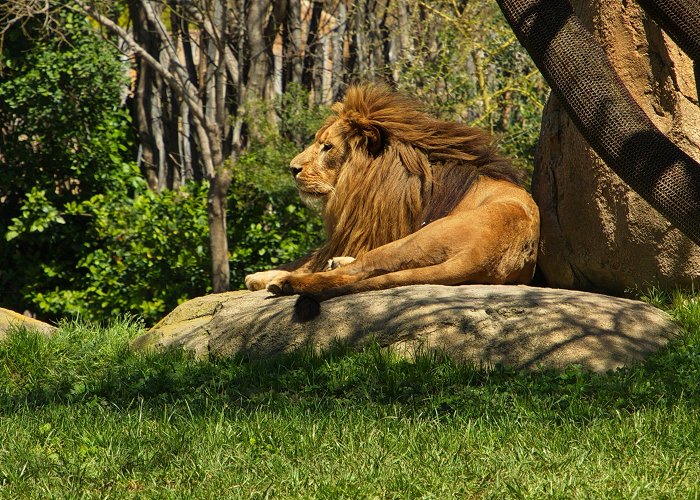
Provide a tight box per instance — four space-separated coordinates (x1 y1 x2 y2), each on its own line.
308 84 524 271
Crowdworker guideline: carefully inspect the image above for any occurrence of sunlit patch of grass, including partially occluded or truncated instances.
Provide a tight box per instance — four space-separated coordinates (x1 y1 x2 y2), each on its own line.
1 288 700 497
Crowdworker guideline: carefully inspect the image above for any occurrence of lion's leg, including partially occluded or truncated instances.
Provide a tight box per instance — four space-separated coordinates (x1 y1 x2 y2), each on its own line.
267 198 537 296
318 260 496 298
267 215 491 295
246 255 357 290
291 259 500 321
244 254 316 291
245 270 292 291
266 232 441 295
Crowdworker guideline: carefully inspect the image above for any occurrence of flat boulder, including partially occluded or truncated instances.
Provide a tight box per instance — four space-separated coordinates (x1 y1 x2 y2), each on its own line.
132 285 678 372
0 308 56 340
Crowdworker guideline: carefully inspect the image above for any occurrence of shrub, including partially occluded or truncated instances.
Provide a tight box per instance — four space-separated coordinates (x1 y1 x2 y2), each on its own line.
1 27 324 325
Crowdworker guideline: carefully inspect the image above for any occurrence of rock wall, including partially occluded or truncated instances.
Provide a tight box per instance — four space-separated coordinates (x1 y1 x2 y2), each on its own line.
532 0 700 293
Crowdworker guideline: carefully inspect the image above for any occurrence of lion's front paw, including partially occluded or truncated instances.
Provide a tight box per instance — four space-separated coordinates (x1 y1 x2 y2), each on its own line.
245 270 290 291
326 256 356 271
266 274 296 296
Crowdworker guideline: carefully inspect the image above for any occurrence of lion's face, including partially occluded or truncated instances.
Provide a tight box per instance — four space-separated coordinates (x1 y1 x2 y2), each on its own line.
289 119 350 206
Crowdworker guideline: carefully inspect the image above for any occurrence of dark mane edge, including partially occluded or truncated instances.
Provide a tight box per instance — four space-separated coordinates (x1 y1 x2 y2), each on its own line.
422 152 524 226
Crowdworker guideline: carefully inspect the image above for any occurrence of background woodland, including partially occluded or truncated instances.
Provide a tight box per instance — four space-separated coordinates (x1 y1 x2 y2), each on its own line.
0 0 547 324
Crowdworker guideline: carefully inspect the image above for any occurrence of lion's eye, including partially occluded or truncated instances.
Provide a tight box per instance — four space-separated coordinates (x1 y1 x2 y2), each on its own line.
321 143 334 152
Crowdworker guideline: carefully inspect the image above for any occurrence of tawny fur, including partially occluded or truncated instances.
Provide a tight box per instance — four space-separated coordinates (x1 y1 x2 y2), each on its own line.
244 84 539 310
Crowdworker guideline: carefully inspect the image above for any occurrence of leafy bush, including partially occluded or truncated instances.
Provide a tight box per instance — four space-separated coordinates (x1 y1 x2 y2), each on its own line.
229 84 327 286
0 11 134 198
0 22 324 325
0 12 142 318
30 184 211 321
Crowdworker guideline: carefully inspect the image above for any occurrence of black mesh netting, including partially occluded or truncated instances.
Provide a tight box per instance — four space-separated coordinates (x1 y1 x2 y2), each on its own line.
637 0 700 61
496 0 700 247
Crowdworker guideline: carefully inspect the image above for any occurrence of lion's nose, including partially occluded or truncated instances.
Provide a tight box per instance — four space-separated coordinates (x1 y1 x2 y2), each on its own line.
290 165 302 178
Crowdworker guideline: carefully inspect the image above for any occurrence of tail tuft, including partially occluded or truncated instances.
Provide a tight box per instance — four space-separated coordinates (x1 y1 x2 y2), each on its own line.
294 294 321 322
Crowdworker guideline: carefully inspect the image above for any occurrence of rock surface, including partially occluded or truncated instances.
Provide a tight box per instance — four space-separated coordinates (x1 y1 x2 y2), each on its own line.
132 285 678 372
532 0 700 294
0 308 56 340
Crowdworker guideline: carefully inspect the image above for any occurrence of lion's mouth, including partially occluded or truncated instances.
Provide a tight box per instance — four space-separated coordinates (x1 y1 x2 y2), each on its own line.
298 189 329 207
298 188 328 199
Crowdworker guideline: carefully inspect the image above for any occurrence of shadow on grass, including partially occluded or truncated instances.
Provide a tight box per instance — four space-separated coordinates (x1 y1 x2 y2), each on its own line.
2 299 700 423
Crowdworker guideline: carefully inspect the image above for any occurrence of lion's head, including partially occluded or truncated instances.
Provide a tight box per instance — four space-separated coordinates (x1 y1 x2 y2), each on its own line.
290 84 523 272
288 117 350 207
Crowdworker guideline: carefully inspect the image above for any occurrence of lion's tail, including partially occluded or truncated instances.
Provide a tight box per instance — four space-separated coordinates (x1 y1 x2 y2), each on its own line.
293 284 362 322
293 294 323 322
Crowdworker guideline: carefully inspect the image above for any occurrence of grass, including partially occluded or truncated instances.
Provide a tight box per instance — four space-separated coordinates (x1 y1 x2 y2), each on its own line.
1 289 700 498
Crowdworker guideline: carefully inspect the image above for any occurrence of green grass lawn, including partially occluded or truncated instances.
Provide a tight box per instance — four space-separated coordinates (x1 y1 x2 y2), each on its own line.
1 289 700 498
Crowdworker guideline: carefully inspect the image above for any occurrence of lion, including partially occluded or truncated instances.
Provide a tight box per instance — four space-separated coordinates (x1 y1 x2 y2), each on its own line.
245 84 539 318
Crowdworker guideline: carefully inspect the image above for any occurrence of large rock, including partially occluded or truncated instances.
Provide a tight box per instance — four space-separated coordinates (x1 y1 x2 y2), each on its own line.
132 285 678 372
532 0 700 294
0 308 56 340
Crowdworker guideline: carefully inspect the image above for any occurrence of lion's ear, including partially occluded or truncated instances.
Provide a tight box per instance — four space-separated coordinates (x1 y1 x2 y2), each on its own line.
361 124 385 156
344 112 386 155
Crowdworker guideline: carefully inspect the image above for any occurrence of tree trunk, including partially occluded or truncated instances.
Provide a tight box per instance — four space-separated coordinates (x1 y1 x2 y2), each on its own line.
208 0 232 292
233 0 246 154
128 0 159 190
265 0 288 100
180 99 195 182
133 55 159 190
151 73 167 190
177 8 201 180
302 0 324 96
285 0 303 85
378 0 393 83
331 0 347 101
348 1 367 79
208 167 232 293
246 0 270 100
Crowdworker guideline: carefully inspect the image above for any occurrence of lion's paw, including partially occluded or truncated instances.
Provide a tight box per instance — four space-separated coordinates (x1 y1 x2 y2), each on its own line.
266 274 296 296
326 256 356 271
245 270 290 291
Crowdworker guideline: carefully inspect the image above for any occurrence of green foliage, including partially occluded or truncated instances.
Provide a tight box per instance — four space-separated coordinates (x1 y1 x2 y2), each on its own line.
1 25 324 325
0 10 133 196
4 188 66 241
228 84 327 286
0 11 146 319
0 11 208 324
394 3 548 180
30 184 212 321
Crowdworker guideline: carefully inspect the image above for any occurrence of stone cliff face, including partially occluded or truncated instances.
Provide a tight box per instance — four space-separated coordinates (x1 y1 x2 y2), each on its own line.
532 0 700 293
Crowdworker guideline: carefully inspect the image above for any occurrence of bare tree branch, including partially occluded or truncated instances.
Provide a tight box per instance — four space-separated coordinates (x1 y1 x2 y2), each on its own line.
72 0 206 127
